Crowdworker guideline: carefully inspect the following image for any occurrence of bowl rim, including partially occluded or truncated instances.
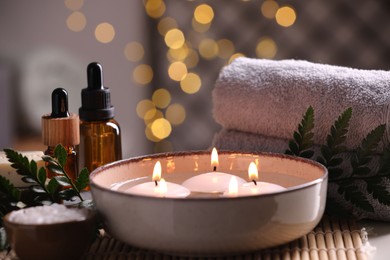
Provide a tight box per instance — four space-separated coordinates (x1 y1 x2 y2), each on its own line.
90 150 328 202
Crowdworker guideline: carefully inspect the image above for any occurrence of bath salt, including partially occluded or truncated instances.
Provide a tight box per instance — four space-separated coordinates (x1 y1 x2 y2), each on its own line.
8 204 87 224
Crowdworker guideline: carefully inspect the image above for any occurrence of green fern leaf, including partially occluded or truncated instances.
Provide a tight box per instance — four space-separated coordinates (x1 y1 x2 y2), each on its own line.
285 106 315 157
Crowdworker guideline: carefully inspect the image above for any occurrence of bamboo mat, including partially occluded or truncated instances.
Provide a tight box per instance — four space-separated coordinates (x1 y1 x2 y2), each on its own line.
83 217 369 260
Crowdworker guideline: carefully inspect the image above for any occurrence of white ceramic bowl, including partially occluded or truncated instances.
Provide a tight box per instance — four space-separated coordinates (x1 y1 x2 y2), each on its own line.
90 151 328 256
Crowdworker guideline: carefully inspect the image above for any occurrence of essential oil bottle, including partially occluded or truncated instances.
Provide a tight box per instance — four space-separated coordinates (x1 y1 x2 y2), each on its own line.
41 88 80 181
79 62 122 174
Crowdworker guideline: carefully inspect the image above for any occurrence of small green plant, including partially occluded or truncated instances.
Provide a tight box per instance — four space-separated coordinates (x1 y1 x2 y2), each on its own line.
286 106 390 216
0 144 90 250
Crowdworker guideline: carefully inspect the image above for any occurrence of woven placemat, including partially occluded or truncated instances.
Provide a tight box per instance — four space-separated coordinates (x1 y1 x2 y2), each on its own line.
83 216 369 260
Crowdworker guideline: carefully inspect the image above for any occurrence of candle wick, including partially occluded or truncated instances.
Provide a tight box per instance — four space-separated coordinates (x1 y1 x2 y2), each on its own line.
155 180 158 186
252 179 257 186
213 166 217 172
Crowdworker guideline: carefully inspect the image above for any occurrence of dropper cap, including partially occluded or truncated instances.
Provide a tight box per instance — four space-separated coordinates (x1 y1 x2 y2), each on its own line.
42 88 80 147
79 62 115 121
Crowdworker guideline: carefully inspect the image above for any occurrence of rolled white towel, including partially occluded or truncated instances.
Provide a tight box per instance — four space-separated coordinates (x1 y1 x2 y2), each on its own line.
213 58 390 153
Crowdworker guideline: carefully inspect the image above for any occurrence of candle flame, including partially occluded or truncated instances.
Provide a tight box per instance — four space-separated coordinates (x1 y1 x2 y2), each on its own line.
211 147 219 170
248 162 258 182
228 176 238 196
152 161 162 182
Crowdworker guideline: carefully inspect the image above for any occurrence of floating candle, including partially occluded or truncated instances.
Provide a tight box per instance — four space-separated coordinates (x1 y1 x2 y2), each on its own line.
126 161 190 198
223 162 286 197
182 148 246 193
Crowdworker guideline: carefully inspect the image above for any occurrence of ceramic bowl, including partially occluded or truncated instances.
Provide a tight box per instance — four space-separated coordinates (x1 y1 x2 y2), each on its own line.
3 208 97 260
90 151 328 256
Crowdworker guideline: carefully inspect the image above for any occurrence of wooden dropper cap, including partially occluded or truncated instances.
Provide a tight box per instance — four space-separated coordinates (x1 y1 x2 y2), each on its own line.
41 88 80 147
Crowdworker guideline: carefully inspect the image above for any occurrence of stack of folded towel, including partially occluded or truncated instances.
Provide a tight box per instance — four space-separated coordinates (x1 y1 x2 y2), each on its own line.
212 58 390 221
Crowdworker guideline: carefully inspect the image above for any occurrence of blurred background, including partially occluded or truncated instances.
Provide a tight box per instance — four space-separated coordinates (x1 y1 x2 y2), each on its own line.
0 0 389 158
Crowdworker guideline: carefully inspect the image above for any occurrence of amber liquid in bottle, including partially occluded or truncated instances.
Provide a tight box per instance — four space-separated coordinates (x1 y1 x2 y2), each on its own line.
79 119 122 173
45 145 79 182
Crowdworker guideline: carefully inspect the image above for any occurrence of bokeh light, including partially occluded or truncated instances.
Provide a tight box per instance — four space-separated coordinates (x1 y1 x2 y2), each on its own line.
256 37 277 58
217 39 235 59
167 44 189 61
145 0 166 19
136 100 156 120
133 64 153 85
124 42 144 62
152 88 171 109
194 4 214 24
275 6 296 27
151 118 172 140
192 19 211 33
184 49 199 68
180 73 201 94
95 22 115 43
168 61 188 81
166 104 186 125
198 38 218 60
64 0 84 10
66 11 86 32
158 17 178 36
228 53 245 64
164 29 185 49
261 0 279 19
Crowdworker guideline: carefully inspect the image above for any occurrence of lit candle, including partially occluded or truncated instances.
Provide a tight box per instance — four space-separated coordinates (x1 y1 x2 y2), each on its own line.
223 162 286 197
126 161 190 198
182 148 246 193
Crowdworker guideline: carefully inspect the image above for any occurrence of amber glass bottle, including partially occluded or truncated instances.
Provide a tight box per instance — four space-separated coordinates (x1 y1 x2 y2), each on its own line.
79 62 122 175
42 88 80 182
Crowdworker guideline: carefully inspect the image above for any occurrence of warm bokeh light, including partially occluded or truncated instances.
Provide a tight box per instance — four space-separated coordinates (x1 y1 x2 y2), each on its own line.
133 64 153 85
124 42 145 62
180 73 201 94
95 22 115 43
167 44 189 61
275 6 296 27
64 0 84 11
228 53 245 64
198 38 218 60
261 0 279 19
192 18 211 33
166 104 186 125
168 61 188 81
144 109 163 125
66 11 86 32
152 88 171 109
158 17 178 36
164 29 185 49
151 118 172 140
217 39 235 59
136 100 156 119
145 0 166 19
256 37 277 58
145 123 161 142
184 49 199 68
194 4 214 24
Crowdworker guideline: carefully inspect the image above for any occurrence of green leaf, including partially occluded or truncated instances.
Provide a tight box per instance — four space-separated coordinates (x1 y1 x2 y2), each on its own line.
285 106 315 157
29 160 37 176
47 178 59 195
0 175 21 201
58 188 78 200
54 176 71 186
21 176 37 184
360 125 385 157
31 185 46 194
41 155 58 165
378 146 390 176
366 178 390 206
37 167 46 185
54 144 67 168
75 167 90 191
47 164 64 175
340 183 374 213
